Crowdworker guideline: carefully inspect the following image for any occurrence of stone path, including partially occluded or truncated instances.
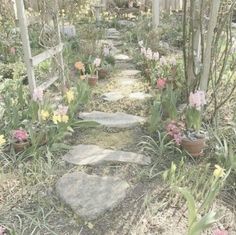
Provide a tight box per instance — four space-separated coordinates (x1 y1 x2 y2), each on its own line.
56 28 152 221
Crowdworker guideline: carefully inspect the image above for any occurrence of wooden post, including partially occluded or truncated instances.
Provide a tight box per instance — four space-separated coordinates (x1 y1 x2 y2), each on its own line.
152 0 160 28
15 0 36 95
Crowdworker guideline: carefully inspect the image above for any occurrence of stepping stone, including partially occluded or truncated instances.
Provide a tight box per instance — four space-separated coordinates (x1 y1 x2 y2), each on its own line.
101 92 125 101
56 172 129 220
106 28 121 40
63 144 151 166
118 69 141 77
115 62 136 70
128 92 152 100
117 20 136 27
79 111 146 128
118 78 137 86
114 54 131 61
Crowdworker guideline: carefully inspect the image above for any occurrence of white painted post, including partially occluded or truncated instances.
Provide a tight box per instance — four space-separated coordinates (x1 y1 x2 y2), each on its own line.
101 0 107 9
15 0 36 95
152 0 160 28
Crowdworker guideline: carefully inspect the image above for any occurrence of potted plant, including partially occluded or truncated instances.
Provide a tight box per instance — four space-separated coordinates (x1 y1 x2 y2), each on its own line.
181 90 206 157
11 129 30 153
87 57 101 86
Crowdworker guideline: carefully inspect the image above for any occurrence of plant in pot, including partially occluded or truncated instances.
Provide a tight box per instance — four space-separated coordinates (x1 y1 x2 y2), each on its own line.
181 90 207 157
11 129 30 153
87 57 101 86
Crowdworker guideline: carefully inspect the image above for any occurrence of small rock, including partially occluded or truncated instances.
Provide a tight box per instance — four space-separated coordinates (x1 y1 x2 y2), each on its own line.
56 172 129 220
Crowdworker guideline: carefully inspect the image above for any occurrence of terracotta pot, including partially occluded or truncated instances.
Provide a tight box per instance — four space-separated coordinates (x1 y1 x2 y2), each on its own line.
181 137 205 157
13 141 30 153
98 69 109 79
87 75 98 87
37 132 48 146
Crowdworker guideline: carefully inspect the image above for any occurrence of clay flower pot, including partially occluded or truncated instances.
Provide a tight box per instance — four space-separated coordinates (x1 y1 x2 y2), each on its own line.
181 137 205 157
13 141 30 153
98 68 109 79
87 75 98 87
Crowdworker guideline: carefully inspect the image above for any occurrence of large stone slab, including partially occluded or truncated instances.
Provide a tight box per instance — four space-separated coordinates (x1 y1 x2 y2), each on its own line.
63 144 151 166
56 172 129 220
118 78 137 86
128 92 152 100
79 111 146 128
106 28 121 40
101 91 125 101
114 54 131 61
117 20 136 27
118 69 141 77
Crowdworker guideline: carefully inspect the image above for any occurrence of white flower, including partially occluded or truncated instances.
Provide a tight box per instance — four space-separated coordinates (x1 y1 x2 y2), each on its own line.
103 47 110 56
153 52 160 61
159 56 167 66
138 40 144 47
93 58 101 67
169 57 177 66
145 48 153 60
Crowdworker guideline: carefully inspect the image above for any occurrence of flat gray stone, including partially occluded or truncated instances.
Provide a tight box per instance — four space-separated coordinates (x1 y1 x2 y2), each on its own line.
63 144 151 166
79 111 146 128
106 28 121 40
114 54 131 61
118 78 137 86
115 62 136 70
56 172 129 220
101 92 125 101
117 20 136 27
118 69 141 77
128 92 152 100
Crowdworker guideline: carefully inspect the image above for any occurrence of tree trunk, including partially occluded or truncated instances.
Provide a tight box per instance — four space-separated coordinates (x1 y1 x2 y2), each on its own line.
199 0 221 91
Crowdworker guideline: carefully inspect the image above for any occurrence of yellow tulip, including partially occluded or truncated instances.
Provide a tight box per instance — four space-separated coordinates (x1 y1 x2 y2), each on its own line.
61 115 69 123
40 110 50 121
0 135 6 146
52 115 61 124
213 165 225 178
65 90 75 104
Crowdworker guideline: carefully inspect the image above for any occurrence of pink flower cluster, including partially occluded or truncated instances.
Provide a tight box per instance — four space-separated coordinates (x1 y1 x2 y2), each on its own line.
55 105 68 115
0 226 6 235
13 129 28 142
33 88 43 102
166 121 183 145
189 90 206 110
156 78 166 90
212 229 228 235
139 41 159 61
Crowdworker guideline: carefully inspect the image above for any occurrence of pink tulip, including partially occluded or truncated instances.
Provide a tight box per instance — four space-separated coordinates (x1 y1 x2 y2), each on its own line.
156 78 166 90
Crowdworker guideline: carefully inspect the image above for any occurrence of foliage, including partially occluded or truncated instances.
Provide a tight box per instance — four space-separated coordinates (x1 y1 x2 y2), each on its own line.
164 161 230 235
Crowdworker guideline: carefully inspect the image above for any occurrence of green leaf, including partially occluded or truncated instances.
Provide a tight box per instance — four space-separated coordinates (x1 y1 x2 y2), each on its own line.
189 211 218 235
176 187 197 227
